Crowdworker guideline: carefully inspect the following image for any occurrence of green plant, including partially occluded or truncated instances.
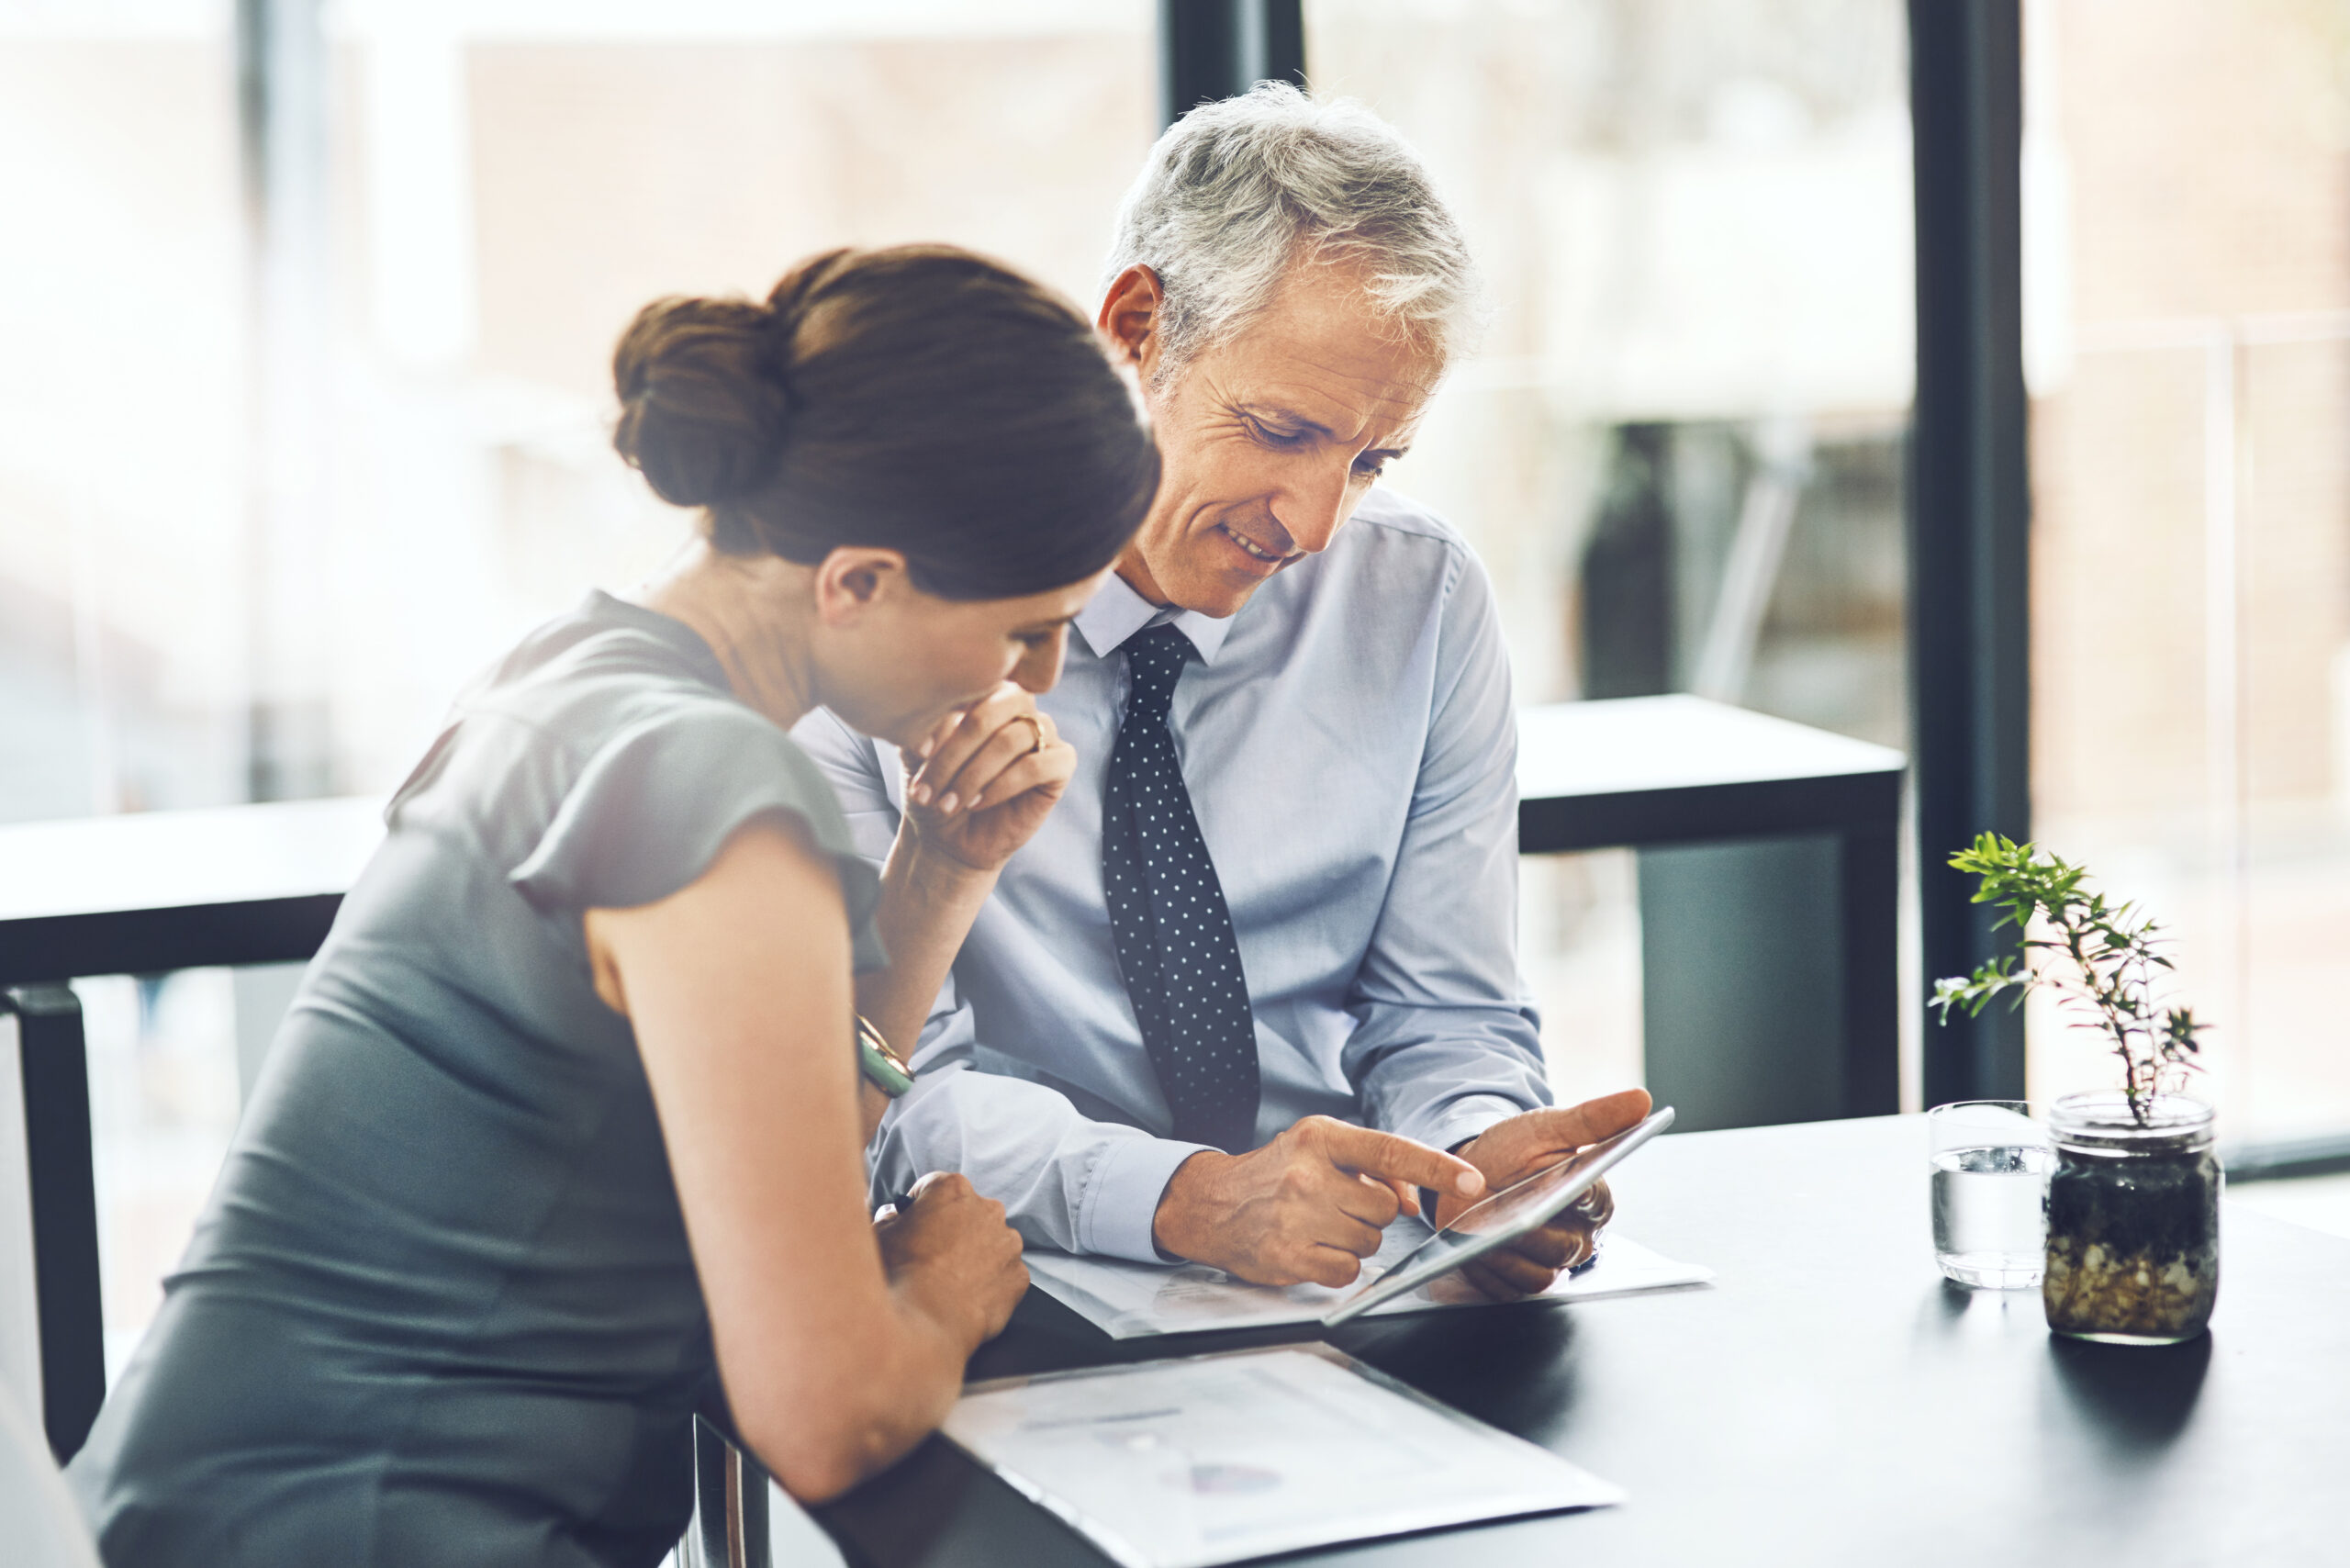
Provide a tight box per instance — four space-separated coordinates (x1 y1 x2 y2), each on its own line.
1931 832 2207 1126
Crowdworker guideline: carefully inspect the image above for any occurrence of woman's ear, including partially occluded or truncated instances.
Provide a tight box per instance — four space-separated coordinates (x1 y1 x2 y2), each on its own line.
1096 265 1163 374
811 546 911 627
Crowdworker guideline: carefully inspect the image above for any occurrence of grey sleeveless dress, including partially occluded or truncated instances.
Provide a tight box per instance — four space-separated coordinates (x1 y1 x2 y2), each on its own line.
67 592 883 1568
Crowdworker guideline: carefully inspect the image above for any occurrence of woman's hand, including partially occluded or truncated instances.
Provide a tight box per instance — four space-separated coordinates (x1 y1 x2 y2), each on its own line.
593 819 988 1501
875 1172 1029 1350
856 686 1071 1071
900 684 1073 874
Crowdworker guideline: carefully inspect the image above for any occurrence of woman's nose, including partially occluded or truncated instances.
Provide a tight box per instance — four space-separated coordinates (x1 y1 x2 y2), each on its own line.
1013 630 1067 694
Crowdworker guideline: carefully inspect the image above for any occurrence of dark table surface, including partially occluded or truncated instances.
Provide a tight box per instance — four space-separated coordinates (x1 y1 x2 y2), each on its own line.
816 1114 2350 1568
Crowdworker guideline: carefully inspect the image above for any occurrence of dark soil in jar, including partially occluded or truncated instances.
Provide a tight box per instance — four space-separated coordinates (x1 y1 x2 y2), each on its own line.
2042 1148 2220 1340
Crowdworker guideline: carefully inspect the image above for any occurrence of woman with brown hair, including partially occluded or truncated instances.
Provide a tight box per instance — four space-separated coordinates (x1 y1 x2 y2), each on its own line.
66 245 1159 1567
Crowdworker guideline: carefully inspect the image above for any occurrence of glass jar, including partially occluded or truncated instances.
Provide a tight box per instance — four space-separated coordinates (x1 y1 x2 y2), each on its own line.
2042 1093 2221 1345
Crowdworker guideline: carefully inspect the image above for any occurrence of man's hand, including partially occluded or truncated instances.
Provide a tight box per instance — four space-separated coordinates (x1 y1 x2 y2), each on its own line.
1440 1088 1653 1302
1152 1116 1485 1287
900 684 1073 875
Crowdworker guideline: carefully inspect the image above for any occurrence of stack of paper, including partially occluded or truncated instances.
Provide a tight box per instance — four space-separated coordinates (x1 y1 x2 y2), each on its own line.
944 1345 1621 1568
1024 1221 1712 1339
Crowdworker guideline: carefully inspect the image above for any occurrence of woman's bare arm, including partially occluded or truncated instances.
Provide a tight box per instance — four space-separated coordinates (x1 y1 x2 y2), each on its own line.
854 684 1075 1056
587 817 1026 1501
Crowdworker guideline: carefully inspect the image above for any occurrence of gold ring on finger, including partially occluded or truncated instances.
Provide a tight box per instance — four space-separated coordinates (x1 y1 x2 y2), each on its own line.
1012 713 1046 755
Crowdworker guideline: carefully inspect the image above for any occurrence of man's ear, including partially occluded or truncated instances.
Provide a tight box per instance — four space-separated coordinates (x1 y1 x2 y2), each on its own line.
1097 264 1163 374
811 546 910 627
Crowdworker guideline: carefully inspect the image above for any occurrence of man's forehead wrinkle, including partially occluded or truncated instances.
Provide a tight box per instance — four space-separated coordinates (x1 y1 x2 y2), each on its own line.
1252 266 1444 376
1258 337 1428 398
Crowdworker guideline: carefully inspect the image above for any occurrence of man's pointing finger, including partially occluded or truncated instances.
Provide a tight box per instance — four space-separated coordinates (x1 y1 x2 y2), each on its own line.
1315 1121 1484 1199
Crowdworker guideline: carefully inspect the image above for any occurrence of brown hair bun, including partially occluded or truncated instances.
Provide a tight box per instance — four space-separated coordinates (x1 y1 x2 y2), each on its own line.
612 297 791 509
610 245 1158 602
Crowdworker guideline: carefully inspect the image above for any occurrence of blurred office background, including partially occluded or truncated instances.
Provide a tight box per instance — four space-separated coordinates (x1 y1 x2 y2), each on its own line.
5 0 2347 1366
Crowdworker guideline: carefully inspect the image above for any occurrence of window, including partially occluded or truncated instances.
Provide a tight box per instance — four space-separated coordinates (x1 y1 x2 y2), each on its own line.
3 0 1153 1372
1304 0 1914 1101
2023 0 2350 1144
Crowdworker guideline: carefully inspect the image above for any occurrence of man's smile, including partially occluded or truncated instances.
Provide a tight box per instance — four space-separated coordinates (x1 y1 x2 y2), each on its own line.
1214 521 1298 569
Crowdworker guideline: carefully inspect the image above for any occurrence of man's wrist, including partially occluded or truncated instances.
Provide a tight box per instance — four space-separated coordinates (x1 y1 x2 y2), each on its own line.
1150 1149 1226 1262
1081 1135 1217 1263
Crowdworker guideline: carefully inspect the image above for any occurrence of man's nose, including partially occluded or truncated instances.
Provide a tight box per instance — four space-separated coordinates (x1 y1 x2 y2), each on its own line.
1270 458 1354 554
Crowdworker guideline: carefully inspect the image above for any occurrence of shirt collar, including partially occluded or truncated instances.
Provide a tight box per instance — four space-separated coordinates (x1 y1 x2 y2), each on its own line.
1073 570 1237 665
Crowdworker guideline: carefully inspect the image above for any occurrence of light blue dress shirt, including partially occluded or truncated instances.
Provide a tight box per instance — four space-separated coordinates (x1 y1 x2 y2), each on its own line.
793 487 1550 1262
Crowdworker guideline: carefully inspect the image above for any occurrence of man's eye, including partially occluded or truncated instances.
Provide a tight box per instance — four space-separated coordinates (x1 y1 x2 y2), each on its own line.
1353 457 1389 479
1247 419 1306 448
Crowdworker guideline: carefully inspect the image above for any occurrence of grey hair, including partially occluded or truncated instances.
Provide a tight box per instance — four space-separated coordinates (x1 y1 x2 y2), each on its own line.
1102 81 1483 383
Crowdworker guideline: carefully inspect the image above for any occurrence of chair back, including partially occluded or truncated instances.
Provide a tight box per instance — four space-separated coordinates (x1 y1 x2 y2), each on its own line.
2 1004 44 1421
0 989 105 1463
687 1418 847 1568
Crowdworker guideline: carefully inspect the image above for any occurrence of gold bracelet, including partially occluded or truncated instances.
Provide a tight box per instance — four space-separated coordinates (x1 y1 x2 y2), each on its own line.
856 1014 916 1097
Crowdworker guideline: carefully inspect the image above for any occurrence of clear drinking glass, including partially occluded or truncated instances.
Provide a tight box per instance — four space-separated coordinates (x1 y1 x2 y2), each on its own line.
1928 1101 2054 1288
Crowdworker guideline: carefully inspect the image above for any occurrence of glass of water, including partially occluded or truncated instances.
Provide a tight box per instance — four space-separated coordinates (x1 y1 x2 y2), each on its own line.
1928 1100 2054 1289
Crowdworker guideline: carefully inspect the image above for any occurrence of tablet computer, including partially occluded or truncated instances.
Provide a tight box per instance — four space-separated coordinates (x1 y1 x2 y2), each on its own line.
1322 1105 1674 1327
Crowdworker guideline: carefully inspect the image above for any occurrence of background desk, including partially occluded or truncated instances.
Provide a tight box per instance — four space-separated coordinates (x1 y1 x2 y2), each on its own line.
819 1115 2350 1568
0 796 383 989
1517 696 1906 1134
0 796 382 1456
0 691 1903 1462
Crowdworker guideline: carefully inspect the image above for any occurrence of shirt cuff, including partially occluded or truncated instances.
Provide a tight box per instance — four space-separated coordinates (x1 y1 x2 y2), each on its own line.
1077 1134 1215 1263
1413 1093 1533 1158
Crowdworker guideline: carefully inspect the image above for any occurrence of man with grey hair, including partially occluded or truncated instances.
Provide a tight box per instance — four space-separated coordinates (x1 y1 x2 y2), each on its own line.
799 84 1648 1296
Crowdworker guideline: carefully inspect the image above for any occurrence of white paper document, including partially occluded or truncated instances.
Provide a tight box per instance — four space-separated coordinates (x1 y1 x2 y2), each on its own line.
943 1344 1622 1568
1024 1223 1712 1338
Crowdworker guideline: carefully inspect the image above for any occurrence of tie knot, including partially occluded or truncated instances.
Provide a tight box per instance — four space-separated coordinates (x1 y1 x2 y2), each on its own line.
1123 623 1192 724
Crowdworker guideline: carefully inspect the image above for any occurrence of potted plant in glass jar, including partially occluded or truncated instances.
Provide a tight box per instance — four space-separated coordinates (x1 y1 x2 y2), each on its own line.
1932 834 2220 1345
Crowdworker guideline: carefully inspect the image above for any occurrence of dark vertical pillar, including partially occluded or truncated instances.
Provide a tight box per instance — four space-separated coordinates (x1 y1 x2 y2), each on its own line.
6 985 105 1462
1158 0 1307 128
1908 0 2030 1103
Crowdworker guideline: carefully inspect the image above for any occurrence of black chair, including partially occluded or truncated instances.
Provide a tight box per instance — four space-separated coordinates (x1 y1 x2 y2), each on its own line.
6 984 758 1567
3 986 105 1467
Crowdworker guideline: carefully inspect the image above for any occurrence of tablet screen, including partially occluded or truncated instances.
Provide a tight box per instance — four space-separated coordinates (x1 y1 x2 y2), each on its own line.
1450 1114 1660 1237
1324 1105 1674 1325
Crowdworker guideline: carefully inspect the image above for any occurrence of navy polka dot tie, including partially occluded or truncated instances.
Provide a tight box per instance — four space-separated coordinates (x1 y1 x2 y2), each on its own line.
1102 623 1260 1154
